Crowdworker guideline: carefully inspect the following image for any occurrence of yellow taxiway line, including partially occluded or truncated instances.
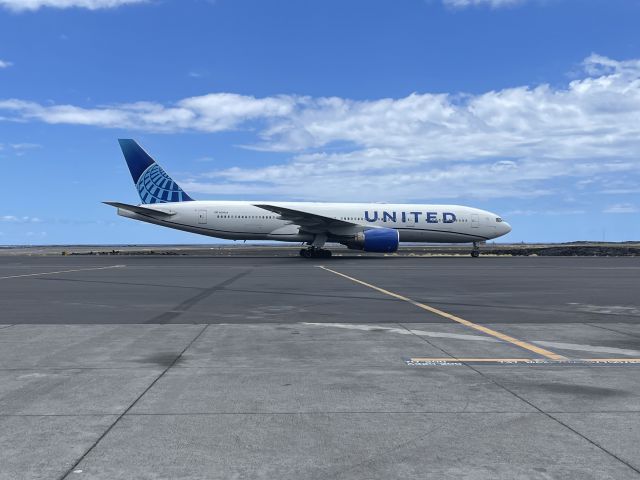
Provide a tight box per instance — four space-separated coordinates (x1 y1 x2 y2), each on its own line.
318 265 567 360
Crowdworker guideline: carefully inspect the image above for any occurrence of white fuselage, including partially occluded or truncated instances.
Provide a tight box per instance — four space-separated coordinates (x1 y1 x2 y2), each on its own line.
118 201 511 244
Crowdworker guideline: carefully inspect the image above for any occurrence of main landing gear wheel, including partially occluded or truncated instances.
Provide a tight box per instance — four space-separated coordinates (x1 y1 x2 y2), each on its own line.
299 248 332 259
471 242 480 258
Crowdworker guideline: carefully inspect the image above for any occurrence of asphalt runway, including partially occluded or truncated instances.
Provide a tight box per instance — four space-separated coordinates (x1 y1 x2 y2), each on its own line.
1 255 639 479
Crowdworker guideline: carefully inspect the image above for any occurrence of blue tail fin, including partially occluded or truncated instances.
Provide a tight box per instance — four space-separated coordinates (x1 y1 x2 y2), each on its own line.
118 139 194 204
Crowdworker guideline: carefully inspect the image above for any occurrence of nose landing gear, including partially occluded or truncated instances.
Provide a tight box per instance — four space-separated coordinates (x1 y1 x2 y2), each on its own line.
300 247 332 259
471 242 481 258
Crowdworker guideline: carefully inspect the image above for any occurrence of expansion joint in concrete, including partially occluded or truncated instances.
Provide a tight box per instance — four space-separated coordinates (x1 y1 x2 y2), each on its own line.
57 324 210 480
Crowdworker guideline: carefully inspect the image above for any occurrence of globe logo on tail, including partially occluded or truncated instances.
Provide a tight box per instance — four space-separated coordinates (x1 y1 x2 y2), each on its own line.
136 163 192 204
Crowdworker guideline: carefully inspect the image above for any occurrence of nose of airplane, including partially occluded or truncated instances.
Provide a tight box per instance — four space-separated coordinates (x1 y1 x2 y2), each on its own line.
502 221 512 235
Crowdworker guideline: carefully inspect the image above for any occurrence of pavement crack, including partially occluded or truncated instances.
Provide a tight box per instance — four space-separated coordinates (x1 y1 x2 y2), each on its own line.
585 322 640 340
57 324 210 480
396 322 459 360
146 269 253 324
397 321 640 476
462 367 640 476
316 421 450 480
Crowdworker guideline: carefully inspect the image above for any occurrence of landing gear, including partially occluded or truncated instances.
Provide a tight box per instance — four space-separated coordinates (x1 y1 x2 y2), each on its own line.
299 247 332 259
299 234 332 259
471 242 480 258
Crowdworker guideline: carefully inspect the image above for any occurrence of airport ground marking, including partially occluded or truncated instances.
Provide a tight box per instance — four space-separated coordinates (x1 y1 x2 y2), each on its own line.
318 265 567 360
0 264 125 280
405 357 640 366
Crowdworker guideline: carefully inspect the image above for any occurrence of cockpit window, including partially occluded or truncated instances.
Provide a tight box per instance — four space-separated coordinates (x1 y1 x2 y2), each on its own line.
496 217 503 222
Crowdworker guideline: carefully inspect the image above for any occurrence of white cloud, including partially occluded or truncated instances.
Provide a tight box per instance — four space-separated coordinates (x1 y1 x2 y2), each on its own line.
0 59 12 68
0 0 146 11
0 142 42 158
11 143 41 150
603 203 639 214
0 93 295 133
442 0 525 8
10 142 42 157
1 215 42 223
1 54 640 201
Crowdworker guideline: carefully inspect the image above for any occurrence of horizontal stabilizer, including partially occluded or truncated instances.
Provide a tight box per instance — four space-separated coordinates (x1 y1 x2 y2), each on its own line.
103 201 176 217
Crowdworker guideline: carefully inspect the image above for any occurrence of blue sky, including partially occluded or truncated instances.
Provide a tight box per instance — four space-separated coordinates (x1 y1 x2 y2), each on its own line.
1 0 639 245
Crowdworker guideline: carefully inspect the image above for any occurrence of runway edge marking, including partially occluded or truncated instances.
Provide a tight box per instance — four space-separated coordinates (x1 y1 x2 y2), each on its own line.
0 264 126 280
317 265 567 360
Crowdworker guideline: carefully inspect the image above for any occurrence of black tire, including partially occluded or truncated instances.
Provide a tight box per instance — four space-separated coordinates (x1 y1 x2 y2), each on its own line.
471 250 480 258
300 249 307 258
323 250 332 258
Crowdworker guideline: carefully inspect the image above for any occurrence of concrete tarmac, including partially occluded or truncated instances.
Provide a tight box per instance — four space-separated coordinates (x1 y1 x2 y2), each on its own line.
0 255 639 479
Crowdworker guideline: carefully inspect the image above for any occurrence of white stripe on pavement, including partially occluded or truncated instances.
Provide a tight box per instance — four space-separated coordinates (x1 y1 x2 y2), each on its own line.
0 265 125 280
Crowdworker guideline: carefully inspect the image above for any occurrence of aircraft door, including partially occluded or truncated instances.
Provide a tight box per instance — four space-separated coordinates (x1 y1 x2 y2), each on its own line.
471 214 479 228
197 209 207 224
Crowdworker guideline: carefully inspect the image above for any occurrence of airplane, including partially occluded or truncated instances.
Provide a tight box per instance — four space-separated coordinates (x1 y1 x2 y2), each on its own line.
105 139 512 258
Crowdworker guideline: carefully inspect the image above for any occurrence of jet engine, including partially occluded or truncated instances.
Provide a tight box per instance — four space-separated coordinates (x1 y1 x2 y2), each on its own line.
343 228 400 253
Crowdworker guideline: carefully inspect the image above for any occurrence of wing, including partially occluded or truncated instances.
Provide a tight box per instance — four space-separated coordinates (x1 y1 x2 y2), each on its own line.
253 204 363 235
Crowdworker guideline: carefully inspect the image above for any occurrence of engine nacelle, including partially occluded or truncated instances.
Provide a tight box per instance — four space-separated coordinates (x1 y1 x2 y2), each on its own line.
343 228 400 253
